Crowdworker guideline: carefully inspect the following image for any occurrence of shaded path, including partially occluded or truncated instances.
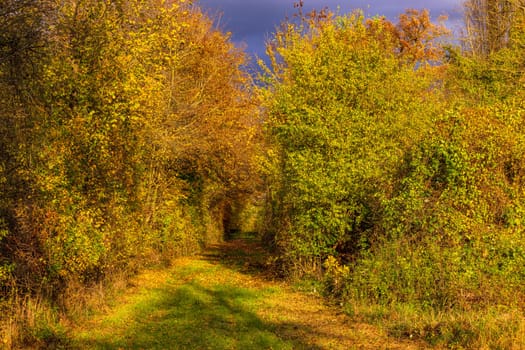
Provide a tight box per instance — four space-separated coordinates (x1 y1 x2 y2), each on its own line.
70 237 428 349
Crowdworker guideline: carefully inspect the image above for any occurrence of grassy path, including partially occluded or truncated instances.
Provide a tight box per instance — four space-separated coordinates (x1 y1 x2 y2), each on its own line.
70 238 428 349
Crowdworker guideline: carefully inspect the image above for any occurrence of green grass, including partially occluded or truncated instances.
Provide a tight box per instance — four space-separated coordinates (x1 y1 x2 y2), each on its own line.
70 259 302 350
67 240 426 350
74 284 294 348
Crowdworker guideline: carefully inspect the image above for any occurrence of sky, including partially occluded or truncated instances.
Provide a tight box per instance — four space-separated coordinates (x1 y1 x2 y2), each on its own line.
196 0 465 60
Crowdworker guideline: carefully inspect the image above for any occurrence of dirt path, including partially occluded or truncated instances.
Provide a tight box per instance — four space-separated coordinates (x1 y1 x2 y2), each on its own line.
70 238 429 349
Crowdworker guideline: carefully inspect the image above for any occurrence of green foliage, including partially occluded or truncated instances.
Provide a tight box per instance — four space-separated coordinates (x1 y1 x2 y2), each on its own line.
261 11 445 267
262 5 525 347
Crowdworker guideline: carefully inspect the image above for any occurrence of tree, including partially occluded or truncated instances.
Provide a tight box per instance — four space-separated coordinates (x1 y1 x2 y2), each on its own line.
394 9 450 63
464 0 525 55
0 0 55 289
0 0 260 292
260 9 448 272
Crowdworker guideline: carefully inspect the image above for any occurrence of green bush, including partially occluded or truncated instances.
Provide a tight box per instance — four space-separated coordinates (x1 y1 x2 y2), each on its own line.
263 8 525 340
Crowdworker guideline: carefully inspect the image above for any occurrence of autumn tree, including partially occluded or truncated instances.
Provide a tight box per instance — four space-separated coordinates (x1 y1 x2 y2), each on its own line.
464 0 525 55
394 9 450 63
0 0 260 296
160 7 261 238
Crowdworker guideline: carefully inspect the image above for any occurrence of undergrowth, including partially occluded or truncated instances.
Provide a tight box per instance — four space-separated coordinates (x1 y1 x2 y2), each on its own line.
1 293 67 349
342 301 525 349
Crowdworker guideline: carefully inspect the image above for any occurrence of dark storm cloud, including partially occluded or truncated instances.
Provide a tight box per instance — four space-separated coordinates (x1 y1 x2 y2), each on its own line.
197 0 464 58
202 0 285 36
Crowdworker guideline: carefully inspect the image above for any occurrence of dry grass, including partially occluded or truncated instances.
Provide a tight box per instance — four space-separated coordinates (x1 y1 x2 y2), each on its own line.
0 293 66 349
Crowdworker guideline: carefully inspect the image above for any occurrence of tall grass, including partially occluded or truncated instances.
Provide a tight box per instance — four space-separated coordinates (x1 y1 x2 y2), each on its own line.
344 300 525 349
0 291 66 348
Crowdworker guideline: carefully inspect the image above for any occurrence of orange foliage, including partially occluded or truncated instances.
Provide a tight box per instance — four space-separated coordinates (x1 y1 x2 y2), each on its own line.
366 9 450 63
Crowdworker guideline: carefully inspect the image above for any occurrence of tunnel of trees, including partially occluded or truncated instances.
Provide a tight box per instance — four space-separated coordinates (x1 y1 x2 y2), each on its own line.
1 0 525 347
